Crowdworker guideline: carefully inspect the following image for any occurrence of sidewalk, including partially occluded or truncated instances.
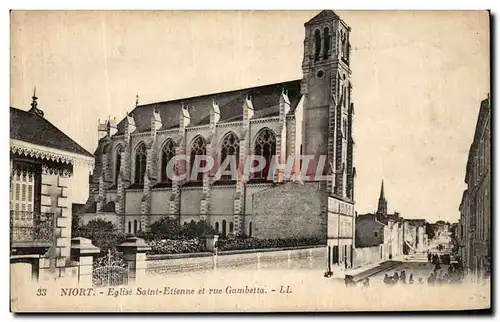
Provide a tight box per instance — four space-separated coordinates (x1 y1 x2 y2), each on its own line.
329 255 405 282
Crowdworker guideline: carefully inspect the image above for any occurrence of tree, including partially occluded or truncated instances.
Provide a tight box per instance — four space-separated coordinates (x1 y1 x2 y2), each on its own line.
147 217 181 240
73 219 127 256
425 223 437 240
181 220 215 239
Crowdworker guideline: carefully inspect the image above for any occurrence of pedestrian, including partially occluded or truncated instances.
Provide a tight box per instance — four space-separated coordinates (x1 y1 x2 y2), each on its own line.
393 272 400 283
409 274 414 284
383 274 390 284
344 256 348 270
428 252 432 262
400 270 407 284
363 278 370 287
418 277 424 284
427 272 435 285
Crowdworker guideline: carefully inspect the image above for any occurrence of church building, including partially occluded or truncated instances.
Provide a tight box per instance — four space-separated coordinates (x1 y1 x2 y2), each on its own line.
81 10 356 255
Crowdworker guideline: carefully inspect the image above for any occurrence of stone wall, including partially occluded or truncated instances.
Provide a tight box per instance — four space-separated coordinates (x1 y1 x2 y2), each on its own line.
146 246 326 275
353 245 384 268
252 182 327 239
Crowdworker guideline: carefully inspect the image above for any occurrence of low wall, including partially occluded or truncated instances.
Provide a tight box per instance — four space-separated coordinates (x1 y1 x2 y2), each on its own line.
146 246 326 275
353 245 384 268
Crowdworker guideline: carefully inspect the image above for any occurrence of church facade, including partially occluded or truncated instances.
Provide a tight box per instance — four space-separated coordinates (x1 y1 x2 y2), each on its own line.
81 10 356 247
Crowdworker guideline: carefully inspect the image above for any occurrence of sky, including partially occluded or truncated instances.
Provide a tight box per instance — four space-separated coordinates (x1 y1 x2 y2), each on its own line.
10 10 490 223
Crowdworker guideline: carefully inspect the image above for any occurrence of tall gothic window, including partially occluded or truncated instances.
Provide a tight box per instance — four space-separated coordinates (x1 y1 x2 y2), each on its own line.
190 136 207 181
161 139 175 182
314 29 321 61
222 220 227 237
220 132 239 181
323 27 330 59
134 143 147 184
115 145 123 184
253 128 276 180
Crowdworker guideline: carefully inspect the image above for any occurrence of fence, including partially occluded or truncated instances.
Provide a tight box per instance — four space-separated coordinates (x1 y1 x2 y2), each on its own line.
10 211 55 246
92 250 129 287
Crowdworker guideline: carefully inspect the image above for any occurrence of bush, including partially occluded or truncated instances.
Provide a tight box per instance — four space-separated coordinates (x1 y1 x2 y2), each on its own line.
148 217 182 240
217 237 325 251
73 219 127 256
181 220 216 239
147 239 206 255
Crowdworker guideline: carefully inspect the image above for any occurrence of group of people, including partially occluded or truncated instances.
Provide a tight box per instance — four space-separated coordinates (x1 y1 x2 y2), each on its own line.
383 270 422 285
427 262 464 285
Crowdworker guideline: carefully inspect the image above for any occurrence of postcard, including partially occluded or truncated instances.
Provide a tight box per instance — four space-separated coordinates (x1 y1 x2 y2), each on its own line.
9 10 490 312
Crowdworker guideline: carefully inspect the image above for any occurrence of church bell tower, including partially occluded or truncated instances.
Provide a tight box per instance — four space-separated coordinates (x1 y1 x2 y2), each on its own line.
301 10 354 201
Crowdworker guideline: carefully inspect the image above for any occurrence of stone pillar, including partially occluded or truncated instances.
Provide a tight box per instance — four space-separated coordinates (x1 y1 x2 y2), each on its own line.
118 237 151 285
40 167 73 271
70 237 100 286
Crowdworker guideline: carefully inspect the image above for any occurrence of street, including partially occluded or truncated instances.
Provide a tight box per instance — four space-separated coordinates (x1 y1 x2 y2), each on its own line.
369 253 445 284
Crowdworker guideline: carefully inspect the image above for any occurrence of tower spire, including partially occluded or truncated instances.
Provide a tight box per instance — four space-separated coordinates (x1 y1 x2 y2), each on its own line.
377 179 387 216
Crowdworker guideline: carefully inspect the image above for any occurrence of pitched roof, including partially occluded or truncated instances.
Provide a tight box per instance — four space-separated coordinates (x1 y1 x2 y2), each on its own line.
305 10 338 25
115 79 302 135
10 107 94 158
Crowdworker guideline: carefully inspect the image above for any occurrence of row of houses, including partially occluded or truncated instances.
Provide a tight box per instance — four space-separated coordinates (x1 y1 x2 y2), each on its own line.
457 95 491 280
354 181 428 262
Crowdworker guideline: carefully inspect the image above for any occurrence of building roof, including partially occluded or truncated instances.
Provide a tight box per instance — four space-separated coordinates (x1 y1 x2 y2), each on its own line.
10 107 94 158
405 219 427 227
115 79 302 135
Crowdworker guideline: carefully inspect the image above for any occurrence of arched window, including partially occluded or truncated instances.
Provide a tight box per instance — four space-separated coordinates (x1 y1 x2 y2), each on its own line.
128 221 131 234
134 143 147 184
222 220 227 237
102 144 109 154
190 136 207 181
314 29 321 61
215 222 219 233
229 222 234 234
220 132 239 181
134 220 138 234
161 139 175 182
115 145 123 184
249 221 253 238
323 27 330 59
253 128 276 180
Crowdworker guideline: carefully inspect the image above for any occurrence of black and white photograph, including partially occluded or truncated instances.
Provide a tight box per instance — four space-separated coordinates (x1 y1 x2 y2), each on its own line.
8 9 491 312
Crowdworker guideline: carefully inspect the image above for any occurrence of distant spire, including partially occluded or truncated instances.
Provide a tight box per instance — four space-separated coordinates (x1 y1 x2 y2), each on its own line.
377 179 387 216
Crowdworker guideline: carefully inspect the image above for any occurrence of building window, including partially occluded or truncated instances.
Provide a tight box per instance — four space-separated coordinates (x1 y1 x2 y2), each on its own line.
374 231 379 238
134 220 138 234
253 128 276 180
323 27 330 59
222 220 227 237
229 222 234 233
134 143 147 184
128 221 132 234
189 136 207 181
161 139 175 182
314 29 321 61
215 222 219 233
115 145 123 184
220 132 240 181
248 221 253 237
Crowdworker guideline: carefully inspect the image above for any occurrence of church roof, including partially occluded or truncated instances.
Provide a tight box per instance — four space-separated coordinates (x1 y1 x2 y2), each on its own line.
10 107 94 158
305 10 338 25
115 79 302 135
